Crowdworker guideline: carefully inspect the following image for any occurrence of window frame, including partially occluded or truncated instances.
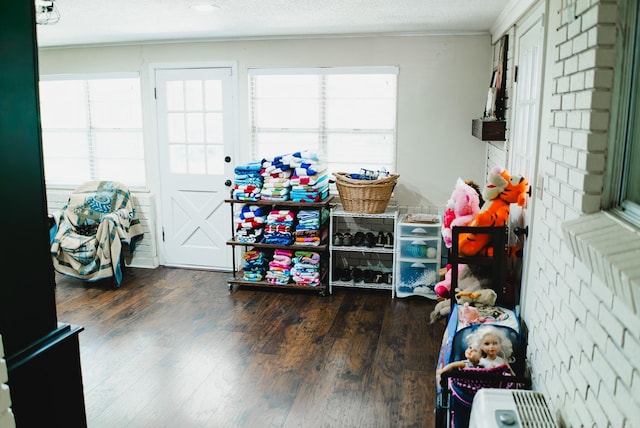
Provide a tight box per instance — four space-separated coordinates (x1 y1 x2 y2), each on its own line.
38 72 146 189
248 66 399 175
606 0 640 226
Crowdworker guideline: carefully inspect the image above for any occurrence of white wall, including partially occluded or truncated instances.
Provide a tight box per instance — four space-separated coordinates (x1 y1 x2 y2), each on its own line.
39 35 493 267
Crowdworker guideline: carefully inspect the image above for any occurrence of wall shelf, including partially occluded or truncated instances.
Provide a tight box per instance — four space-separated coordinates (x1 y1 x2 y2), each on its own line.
471 118 506 141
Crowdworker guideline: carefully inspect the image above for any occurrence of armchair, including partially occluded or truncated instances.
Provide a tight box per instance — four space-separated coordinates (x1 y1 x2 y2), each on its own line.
50 181 144 287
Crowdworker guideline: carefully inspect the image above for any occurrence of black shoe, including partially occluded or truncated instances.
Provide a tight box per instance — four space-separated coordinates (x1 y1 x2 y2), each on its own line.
339 267 352 281
343 232 353 246
372 270 384 283
353 231 365 246
384 232 394 248
333 232 343 246
364 232 376 248
351 267 363 282
375 231 385 247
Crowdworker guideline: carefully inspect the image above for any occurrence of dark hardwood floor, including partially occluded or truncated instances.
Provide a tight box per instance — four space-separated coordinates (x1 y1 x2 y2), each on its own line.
54 267 445 428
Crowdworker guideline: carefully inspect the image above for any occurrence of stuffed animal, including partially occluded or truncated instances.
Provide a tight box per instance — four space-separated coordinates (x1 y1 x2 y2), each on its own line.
459 303 481 326
441 178 482 249
458 167 528 257
434 263 466 298
455 288 497 306
429 265 492 323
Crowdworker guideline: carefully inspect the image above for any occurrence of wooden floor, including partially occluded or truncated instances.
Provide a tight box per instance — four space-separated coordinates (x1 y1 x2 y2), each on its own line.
54 267 446 428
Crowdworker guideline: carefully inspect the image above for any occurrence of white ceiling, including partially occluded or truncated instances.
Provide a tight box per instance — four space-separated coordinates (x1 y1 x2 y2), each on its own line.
36 0 511 48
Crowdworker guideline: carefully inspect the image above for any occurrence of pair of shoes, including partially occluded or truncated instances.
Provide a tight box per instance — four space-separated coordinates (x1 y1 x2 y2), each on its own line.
343 232 353 246
384 272 392 284
371 270 385 283
384 232 394 248
334 266 351 281
333 233 343 246
351 267 363 282
375 231 386 247
353 231 365 246
364 232 376 248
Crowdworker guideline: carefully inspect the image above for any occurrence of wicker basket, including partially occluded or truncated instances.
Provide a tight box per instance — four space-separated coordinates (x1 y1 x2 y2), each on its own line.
334 172 399 214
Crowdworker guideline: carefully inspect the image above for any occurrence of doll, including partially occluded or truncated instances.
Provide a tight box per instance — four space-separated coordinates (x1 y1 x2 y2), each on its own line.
468 325 513 369
436 343 481 375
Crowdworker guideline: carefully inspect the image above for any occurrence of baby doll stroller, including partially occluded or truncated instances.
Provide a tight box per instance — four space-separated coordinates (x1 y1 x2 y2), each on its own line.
434 306 530 427
434 226 531 428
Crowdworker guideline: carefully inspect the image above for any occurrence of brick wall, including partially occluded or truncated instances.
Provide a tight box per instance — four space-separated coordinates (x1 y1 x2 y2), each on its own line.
0 336 16 428
509 1 640 426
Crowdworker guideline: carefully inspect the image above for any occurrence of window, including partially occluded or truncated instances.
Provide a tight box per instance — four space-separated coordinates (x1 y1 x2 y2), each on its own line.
609 0 640 225
249 67 398 175
39 74 146 187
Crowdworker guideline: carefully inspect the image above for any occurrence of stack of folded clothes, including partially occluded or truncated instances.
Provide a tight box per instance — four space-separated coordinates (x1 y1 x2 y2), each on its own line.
266 248 293 284
293 209 329 246
260 155 292 201
290 251 321 286
262 209 295 245
287 151 329 202
242 250 269 282
233 161 263 201
235 204 267 243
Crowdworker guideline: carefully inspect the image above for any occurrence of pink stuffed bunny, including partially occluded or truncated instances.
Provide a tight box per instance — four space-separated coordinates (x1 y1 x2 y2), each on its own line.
441 178 482 249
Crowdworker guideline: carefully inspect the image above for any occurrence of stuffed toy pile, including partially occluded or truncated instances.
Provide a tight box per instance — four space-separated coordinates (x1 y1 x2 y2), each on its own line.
430 167 529 322
458 167 528 257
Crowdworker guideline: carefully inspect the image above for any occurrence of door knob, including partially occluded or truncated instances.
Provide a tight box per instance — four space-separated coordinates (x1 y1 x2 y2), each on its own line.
224 179 232 187
224 156 231 163
513 226 528 237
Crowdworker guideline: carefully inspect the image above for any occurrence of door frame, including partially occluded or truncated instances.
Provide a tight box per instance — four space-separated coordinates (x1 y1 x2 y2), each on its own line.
508 3 547 312
148 61 238 268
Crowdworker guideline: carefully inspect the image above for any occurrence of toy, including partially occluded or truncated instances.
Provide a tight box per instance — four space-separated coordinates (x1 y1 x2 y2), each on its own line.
441 178 482 249
436 342 481 375
459 302 481 326
467 325 514 369
434 263 466 298
458 167 528 257
455 288 497 306
429 265 492 323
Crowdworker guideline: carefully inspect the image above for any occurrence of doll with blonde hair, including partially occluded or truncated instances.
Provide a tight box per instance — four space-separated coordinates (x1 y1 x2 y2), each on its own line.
468 325 513 369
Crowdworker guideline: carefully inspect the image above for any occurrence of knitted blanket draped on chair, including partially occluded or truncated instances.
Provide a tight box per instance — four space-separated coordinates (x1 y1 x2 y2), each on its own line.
50 181 144 286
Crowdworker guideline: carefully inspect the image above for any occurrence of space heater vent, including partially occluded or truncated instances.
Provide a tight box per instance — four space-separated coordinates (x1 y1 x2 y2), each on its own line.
512 390 555 427
469 389 557 428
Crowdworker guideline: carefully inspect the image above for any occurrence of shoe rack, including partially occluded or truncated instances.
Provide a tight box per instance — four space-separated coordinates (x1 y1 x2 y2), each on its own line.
328 201 398 296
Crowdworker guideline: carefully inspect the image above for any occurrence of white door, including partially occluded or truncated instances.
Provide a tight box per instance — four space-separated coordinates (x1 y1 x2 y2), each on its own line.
508 5 545 299
155 67 235 270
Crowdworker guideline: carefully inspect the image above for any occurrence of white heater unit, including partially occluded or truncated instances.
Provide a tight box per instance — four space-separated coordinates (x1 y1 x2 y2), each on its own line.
469 389 557 428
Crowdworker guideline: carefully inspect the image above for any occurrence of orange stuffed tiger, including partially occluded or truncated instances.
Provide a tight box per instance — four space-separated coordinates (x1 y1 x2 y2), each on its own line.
458 167 528 257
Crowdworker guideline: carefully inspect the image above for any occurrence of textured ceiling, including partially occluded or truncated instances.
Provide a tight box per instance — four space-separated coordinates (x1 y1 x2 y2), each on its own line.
36 0 511 48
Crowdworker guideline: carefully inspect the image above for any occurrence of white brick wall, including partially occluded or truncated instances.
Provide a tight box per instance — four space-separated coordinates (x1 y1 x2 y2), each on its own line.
47 188 159 269
0 336 16 428
495 1 640 426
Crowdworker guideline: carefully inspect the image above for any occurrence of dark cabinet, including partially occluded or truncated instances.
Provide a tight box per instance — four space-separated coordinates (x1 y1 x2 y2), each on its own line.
0 2 87 426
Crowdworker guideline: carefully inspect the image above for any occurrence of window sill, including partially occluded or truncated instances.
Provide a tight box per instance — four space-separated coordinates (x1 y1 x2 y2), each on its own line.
561 212 640 314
